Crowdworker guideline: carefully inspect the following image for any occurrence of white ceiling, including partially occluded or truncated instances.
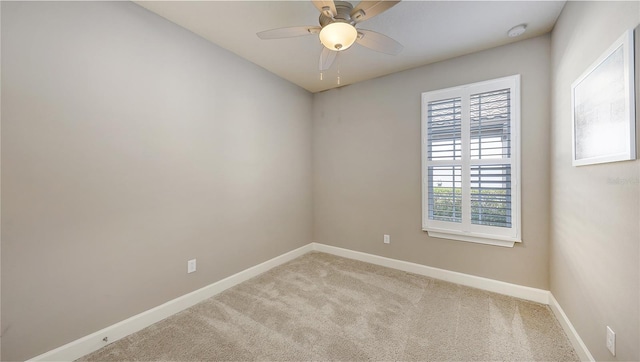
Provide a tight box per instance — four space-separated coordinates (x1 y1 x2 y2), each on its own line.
135 1 566 93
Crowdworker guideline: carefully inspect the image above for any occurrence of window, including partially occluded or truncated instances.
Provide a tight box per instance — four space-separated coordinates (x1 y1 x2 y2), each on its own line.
421 75 521 247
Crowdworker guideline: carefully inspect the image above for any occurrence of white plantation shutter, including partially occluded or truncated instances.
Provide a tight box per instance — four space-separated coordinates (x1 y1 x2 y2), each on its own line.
470 89 511 160
427 165 462 223
470 165 511 228
422 75 521 247
426 97 462 161
426 97 463 224
469 89 512 228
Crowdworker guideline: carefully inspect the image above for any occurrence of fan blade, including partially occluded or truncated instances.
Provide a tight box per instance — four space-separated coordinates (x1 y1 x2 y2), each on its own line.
355 29 403 55
319 47 337 71
312 0 337 18
350 0 400 23
257 26 321 40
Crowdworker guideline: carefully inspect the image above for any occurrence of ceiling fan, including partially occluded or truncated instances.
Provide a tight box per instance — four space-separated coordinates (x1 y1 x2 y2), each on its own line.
257 0 403 72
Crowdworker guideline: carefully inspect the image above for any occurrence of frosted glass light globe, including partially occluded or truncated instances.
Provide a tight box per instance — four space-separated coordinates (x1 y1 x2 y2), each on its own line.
319 22 358 51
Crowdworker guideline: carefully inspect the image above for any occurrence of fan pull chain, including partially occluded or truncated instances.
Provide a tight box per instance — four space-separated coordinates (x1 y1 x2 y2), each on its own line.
336 55 341 85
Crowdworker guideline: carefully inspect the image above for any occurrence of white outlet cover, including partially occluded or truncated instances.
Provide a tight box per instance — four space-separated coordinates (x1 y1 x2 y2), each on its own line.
606 326 615 356
383 235 390 244
187 259 197 274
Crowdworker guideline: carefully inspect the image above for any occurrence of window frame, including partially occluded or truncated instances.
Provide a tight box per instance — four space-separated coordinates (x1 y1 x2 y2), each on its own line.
421 75 522 248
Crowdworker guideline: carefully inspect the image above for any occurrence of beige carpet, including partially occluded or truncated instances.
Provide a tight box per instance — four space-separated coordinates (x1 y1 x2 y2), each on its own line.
79 252 579 361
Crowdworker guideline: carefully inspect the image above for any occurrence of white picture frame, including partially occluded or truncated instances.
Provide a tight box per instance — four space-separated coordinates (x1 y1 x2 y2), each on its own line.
572 29 636 166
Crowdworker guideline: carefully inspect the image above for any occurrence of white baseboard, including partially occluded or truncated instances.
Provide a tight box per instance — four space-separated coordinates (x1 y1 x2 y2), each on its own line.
28 243 314 362
311 243 550 304
30 242 591 362
548 293 595 362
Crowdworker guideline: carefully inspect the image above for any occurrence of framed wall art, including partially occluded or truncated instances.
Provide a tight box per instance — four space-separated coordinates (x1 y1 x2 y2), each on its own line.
572 29 636 166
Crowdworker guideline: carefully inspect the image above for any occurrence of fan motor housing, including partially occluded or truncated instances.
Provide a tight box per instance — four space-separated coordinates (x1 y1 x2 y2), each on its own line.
319 1 355 26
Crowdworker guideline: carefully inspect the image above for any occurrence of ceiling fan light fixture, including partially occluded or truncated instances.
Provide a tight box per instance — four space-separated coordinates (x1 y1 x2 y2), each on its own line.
319 22 358 51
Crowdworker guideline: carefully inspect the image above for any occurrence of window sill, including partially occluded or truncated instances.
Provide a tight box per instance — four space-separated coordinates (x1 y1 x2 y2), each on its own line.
425 229 519 248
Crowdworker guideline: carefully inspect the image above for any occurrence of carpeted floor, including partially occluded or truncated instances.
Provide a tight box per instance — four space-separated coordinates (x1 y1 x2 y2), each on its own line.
79 252 579 361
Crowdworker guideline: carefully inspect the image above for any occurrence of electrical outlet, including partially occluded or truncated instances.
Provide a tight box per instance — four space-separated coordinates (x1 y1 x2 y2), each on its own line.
187 259 196 274
606 326 615 356
383 234 390 244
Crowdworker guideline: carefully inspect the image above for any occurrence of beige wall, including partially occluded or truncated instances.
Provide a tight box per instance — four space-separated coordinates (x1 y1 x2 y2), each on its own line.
0 2 312 360
313 35 552 289
549 2 640 361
